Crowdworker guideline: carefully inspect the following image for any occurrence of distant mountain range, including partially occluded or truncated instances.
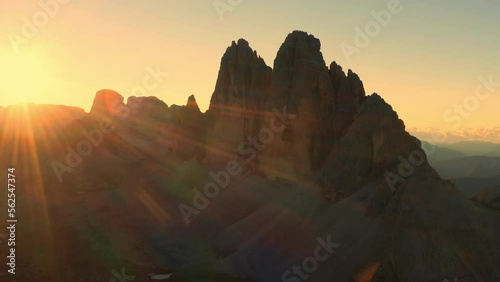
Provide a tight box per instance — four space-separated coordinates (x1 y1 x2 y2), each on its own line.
438 141 500 157
423 141 500 162
422 141 500 198
422 141 466 163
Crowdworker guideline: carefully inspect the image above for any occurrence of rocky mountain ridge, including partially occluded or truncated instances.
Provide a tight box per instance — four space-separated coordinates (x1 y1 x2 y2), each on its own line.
1 30 499 282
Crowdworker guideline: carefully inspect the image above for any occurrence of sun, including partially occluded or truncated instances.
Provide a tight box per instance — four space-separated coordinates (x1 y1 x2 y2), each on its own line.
0 51 50 104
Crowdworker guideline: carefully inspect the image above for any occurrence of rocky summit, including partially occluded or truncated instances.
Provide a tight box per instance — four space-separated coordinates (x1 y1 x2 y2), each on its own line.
1 31 499 282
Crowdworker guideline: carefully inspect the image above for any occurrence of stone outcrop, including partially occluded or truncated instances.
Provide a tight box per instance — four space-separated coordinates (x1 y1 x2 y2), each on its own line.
126 96 169 122
318 93 423 203
260 31 332 179
87 89 208 162
258 31 366 179
174 95 206 161
89 89 125 118
266 31 329 113
206 39 272 161
329 61 366 139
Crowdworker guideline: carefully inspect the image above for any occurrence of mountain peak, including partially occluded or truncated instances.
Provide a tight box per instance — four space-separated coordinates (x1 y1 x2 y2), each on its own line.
223 38 264 64
231 38 249 48
274 30 325 69
89 89 124 117
186 94 199 109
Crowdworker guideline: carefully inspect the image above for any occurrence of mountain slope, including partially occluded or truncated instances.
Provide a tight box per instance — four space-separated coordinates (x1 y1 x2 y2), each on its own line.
1 31 499 282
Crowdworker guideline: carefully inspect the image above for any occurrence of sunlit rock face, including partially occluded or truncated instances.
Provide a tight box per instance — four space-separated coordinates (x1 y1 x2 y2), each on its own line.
89 89 125 118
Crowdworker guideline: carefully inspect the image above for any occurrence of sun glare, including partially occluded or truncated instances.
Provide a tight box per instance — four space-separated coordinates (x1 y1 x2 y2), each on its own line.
0 52 50 103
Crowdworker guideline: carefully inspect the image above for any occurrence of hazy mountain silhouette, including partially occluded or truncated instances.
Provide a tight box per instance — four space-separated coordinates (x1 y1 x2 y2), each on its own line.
1 31 499 282
437 141 500 157
421 141 466 163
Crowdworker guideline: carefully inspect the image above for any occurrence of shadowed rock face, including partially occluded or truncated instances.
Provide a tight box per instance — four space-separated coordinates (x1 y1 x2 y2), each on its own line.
87 90 207 162
206 39 272 161
318 93 421 203
329 61 366 139
175 95 206 161
268 31 328 114
205 31 369 180
261 31 333 178
252 31 365 179
127 96 169 122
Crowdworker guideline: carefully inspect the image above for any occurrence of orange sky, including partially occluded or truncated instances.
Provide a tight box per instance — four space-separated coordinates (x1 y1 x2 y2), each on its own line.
0 1 498 139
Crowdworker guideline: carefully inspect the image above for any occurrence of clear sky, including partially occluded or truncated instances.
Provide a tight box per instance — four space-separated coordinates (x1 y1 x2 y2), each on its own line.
1 1 499 136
